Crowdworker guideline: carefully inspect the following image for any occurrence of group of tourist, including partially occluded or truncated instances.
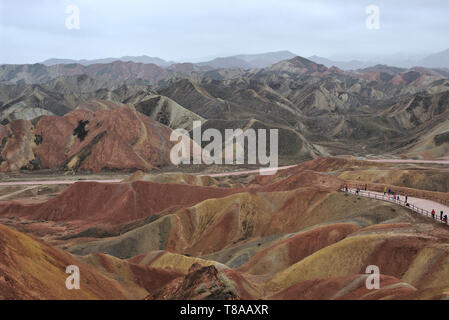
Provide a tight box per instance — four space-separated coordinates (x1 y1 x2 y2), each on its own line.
354 184 367 195
341 184 369 195
383 186 407 202
431 209 448 224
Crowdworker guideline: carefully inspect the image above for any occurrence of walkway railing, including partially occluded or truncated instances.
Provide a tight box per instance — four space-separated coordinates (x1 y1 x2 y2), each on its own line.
342 182 449 207
340 188 448 226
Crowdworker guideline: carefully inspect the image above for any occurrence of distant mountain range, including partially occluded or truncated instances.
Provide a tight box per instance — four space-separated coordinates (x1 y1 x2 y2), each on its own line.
41 51 297 70
307 56 370 70
39 49 449 71
419 48 449 68
197 51 297 69
309 48 449 70
42 55 175 67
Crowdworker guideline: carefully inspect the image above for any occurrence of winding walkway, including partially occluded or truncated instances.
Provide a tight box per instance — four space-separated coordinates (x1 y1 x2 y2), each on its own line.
343 188 449 225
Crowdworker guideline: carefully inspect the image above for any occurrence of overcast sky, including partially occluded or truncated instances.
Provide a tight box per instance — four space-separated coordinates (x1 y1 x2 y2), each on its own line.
1 0 448 64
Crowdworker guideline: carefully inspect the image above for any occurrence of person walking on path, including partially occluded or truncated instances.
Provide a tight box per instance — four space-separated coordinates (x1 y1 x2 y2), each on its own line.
431 209 436 219
405 195 408 203
384 186 387 195
444 215 448 224
364 184 367 191
441 211 444 221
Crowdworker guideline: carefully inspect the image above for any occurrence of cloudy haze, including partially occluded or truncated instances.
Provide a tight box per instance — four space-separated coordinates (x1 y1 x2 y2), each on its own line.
1 0 448 64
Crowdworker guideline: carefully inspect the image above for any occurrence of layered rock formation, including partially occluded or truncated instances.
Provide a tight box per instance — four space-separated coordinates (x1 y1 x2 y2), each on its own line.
0 100 177 172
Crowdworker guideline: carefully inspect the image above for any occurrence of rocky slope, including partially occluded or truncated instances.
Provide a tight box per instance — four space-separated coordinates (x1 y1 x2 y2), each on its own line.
0 100 179 172
0 224 128 299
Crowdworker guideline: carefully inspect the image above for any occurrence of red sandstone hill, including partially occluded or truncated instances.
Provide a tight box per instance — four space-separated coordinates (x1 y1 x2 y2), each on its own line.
0 100 178 173
80 252 184 299
0 180 243 233
0 224 128 299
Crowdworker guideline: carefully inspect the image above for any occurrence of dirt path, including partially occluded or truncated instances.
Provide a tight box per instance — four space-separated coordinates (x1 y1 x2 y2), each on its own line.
0 185 37 200
199 165 296 177
367 159 449 165
0 179 123 186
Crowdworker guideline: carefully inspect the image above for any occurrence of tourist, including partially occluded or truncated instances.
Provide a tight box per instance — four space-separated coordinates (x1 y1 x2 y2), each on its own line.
441 211 444 221
444 215 448 224
384 186 387 195
431 209 436 219
405 195 408 203
364 184 367 191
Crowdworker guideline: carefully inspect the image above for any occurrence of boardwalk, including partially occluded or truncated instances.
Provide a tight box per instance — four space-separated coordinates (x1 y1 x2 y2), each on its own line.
342 188 449 225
